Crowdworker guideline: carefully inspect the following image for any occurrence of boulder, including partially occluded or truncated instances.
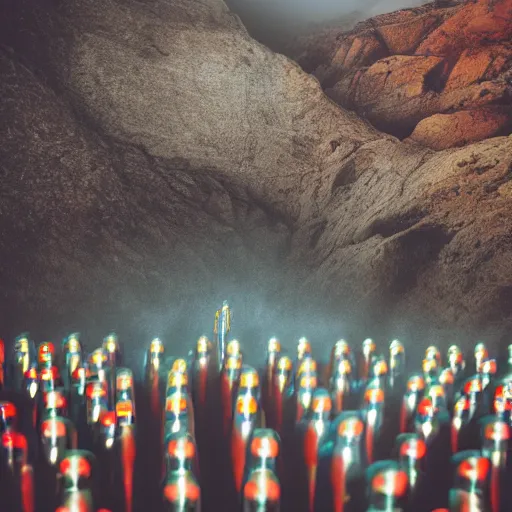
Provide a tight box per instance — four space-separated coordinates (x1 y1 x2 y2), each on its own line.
416 0 512 58
376 12 442 55
343 31 389 69
303 29 390 89
328 55 444 136
408 108 512 149
288 0 512 148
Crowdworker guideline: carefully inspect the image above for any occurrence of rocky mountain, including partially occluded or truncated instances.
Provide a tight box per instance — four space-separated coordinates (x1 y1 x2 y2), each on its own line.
288 0 512 150
0 0 510 356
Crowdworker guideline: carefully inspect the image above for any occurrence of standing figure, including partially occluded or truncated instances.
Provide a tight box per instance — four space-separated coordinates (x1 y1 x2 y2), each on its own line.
329 412 366 512
400 374 425 434
263 338 281 427
163 433 201 512
449 451 490 512
243 429 281 512
214 301 231 372
365 460 409 512
362 386 385 465
360 339 376 386
231 388 260 499
55 450 97 512
480 416 510 512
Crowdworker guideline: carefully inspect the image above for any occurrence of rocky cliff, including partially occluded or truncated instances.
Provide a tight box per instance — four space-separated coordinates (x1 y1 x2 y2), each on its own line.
289 0 512 150
0 0 511 354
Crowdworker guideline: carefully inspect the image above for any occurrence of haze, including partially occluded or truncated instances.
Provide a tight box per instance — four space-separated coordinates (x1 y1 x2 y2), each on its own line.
228 0 431 25
226 0 432 51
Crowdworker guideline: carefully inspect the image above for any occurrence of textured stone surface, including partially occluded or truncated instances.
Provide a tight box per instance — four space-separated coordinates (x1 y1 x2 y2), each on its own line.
0 0 381 348
292 0 512 148
327 55 444 135
408 108 511 149
0 0 511 353
290 135 512 349
415 0 512 57
376 12 441 55
0 47 295 348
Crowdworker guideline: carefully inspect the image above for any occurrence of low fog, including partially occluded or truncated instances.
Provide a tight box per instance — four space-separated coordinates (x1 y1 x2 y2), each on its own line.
226 0 432 50
230 0 429 23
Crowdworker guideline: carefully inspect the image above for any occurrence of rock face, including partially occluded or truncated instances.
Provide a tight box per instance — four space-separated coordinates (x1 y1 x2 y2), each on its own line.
0 0 381 349
410 108 511 149
0 0 511 353
291 0 512 149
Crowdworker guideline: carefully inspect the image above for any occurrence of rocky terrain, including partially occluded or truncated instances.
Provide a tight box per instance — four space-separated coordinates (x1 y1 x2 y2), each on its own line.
0 0 511 357
287 0 512 149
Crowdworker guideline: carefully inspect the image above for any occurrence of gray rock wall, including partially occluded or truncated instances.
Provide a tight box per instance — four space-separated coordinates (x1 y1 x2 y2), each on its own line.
0 0 511 356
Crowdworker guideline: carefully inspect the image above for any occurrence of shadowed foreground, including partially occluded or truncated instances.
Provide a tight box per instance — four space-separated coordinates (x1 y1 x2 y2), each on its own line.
1 308 512 511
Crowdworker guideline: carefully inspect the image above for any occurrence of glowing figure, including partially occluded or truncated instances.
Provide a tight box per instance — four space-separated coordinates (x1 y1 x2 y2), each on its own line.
480 416 509 512
363 387 385 465
85 380 108 425
43 389 68 419
480 359 497 390
221 354 243 436
231 391 260 495
37 342 55 369
145 338 164 385
102 333 121 363
326 339 352 386
192 336 212 414
447 345 465 377
57 451 96 512
296 373 318 423
422 357 439 385
214 301 231 371
272 356 293 435
0 429 34 512
331 413 365 512
164 390 194 439
330 358 353 415
13 334 33 389
361 339 376 382
263 338 281 425
425 345 441 363
40 417 77 467
395 433 426 496
416 394 440 441
243 429 281 512
87 349 108 383
388 340 405 390
163 433 200 512
62 333 82 381
24 365 39 400
449 451 490 512
0 401 18 433
301 389 332 512
473 342 488 374
366 461 409 512
116 368 136 424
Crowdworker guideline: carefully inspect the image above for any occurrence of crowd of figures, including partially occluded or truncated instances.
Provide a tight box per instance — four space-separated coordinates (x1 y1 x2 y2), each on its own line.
0 301 511 511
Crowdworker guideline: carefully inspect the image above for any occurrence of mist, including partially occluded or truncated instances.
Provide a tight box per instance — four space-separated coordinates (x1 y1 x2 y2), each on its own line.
230 0 430 23
225 0 433 54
